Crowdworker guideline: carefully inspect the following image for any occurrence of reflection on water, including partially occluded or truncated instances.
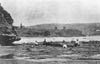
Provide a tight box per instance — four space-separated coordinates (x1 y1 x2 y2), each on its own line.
0 59 27 64
0 59 100 64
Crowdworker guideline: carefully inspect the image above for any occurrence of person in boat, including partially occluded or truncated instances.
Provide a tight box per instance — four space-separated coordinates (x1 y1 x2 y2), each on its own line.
62 40 66 43
44 39 46 42
62 40 67 48
74 39 80 47
43 39 47 45
62 44 67 48
34 40 39 46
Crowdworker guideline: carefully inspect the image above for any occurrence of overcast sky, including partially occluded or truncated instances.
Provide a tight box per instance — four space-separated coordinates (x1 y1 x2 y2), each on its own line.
0 0 100 26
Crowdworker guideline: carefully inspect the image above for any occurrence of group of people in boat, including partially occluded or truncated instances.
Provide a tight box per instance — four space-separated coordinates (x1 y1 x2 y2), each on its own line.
21 38 80 48
42 39 80 48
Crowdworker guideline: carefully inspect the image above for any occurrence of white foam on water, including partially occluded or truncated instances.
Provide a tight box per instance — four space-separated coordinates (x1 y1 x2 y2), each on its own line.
14 57 69 62
13 36 100 44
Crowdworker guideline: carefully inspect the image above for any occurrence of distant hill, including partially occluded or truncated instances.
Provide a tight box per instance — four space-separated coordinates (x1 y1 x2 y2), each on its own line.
16 23 100 37
28 23 100 35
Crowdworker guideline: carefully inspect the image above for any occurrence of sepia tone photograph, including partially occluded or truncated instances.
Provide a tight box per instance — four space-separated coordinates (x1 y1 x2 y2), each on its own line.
0 0 100 64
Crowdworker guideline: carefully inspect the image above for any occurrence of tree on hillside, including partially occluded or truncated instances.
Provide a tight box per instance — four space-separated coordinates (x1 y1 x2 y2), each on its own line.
54 26 58 30
63 26 66 30
43 30 50 36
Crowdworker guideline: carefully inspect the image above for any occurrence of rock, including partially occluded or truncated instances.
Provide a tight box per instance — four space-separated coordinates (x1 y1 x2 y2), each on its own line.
0 3 21 46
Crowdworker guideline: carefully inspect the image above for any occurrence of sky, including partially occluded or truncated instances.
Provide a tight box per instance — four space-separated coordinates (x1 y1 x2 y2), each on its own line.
0 0 100 26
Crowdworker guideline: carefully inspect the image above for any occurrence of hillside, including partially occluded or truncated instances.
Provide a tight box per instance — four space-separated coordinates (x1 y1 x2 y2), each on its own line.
15 23 100 37
28 23 100 35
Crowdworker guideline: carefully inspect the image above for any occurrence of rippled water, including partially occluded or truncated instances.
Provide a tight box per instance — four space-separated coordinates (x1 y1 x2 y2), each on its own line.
0 59 100 64
1 36 100 64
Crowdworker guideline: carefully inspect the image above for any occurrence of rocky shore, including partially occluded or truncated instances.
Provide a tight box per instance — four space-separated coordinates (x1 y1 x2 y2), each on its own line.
0 3 20 46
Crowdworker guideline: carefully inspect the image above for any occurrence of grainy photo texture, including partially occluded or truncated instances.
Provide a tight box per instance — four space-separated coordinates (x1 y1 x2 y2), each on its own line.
0 0 100 64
